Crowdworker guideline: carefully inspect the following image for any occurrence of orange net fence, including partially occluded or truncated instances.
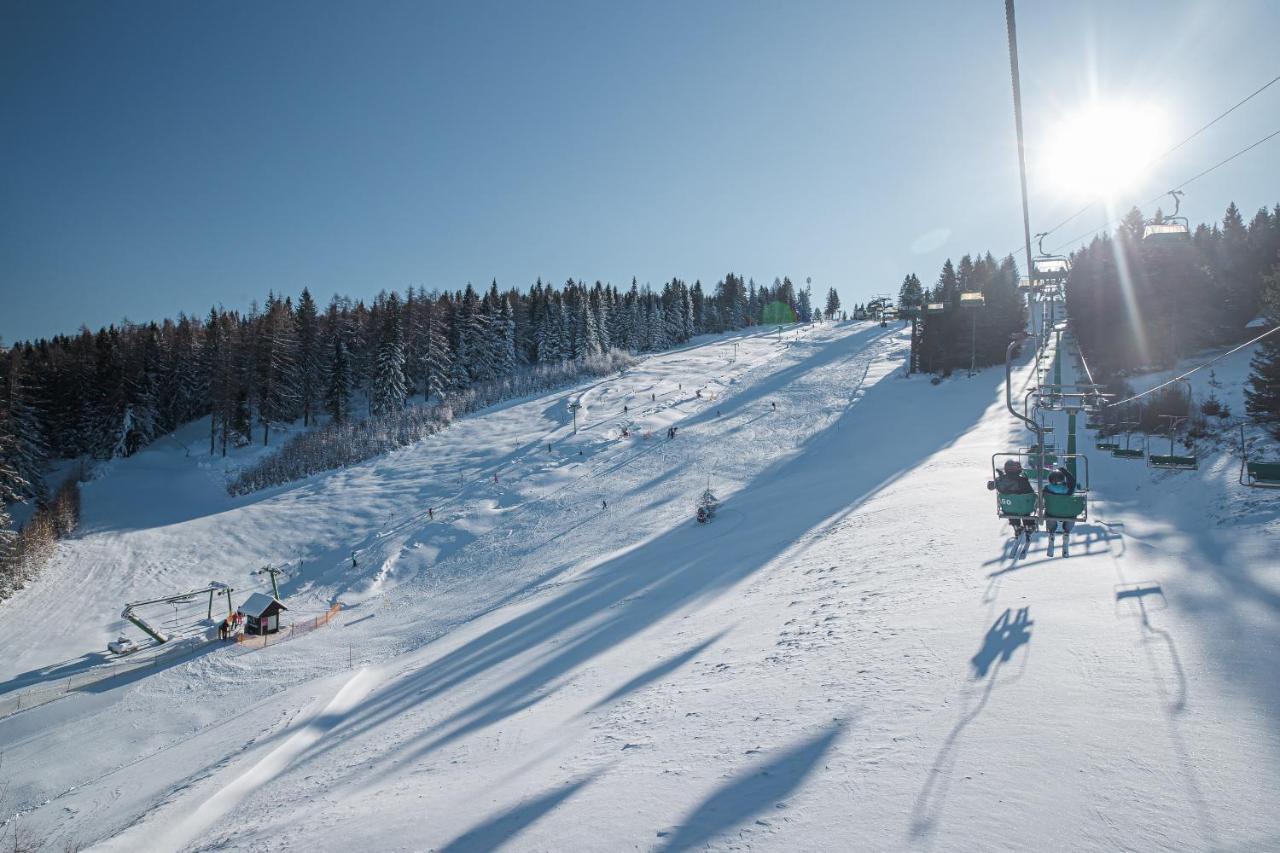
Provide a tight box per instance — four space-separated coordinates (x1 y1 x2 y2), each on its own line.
235 602 343 649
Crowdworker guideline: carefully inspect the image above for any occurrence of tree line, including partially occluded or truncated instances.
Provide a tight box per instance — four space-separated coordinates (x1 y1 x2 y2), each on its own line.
1064 201 1280 438
0 272 830 549
898 253 1029 376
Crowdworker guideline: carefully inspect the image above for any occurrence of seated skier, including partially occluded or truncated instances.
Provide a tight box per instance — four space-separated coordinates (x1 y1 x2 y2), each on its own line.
1042 466 1078 557
987 459 1037 552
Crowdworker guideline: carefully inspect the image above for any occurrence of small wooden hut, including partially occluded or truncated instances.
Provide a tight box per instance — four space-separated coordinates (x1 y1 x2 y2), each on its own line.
238 592 287 636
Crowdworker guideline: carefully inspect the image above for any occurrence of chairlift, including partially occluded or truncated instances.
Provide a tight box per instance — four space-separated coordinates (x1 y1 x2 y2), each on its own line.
925 302 946 314
1239 424 1280 488
1142 190 1191 242
1147 415 1197 470
1030 233 1071 286
1112 421 1145 460
959 291 985 308
991 452 1090 522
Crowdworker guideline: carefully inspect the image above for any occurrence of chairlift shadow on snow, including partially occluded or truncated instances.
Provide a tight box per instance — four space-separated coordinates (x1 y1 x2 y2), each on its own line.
983 523 1122 578
910 608 1033 841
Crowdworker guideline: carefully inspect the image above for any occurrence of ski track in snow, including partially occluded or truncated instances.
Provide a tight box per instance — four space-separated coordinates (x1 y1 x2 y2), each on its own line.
1 321 1278 852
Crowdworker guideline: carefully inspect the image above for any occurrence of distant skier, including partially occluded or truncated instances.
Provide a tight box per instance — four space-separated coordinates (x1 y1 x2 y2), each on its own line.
1043 467 1078 557
602 499 608 510
494 473 499 484
717 409 722 417
624 405 628 414
696 389 702 399
428 507 434 520
651 393 656 401
987 459 1037 555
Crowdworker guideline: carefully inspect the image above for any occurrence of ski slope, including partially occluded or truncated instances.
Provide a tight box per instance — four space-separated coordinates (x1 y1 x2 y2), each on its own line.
1 321 1277 852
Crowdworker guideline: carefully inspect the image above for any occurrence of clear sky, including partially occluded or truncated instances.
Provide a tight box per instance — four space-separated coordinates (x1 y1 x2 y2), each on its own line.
3 0 1278 343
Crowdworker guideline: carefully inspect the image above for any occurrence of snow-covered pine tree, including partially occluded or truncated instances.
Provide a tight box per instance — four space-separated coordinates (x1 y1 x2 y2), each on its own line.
591 285 611 352
797 284 813 323
498 296 517 375
682 283 696 341
424 297 452 401
536 298 558 363
254 295 299 445
825 287 842 318
663 282 683 344
371 293 408 416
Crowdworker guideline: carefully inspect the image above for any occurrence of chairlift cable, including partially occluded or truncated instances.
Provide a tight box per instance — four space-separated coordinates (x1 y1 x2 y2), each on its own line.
1048 125 1280 253
1004 0 1036 285
1107 324 1280 407
1001 72 1280 258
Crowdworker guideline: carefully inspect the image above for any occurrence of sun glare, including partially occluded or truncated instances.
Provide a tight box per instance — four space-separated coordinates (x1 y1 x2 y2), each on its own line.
1039 101 1167 199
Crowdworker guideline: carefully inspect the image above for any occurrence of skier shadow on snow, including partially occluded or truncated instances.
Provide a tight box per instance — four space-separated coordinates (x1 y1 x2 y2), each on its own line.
255 326 1000 823
910 608 1033 841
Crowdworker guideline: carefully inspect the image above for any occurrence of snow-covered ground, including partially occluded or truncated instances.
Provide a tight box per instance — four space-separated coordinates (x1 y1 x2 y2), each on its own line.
1 320 1277 852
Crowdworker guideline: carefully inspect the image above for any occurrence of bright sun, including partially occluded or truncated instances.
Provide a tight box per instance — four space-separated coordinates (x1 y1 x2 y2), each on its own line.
1039 101 1168 199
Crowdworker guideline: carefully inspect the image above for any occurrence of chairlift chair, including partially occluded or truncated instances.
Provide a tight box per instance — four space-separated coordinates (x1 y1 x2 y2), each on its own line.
1142 190 1191 243
1147 415 1197 470
991 452 1089 522
959 291 985 308
925 302 946 315
1239 424 1280 488
1112 422 1145 460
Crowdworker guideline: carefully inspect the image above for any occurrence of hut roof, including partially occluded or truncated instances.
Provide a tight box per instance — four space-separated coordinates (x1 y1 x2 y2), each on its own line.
239 592 287 618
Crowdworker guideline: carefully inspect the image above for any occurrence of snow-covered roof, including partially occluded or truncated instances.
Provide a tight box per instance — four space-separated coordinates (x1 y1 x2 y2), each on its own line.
239 592 286 618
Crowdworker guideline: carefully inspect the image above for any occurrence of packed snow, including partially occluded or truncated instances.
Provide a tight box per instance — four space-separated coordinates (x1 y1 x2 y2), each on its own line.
1 320 1277 852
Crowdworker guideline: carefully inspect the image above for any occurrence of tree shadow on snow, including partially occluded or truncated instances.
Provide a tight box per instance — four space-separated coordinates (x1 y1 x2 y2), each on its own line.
438 774 597 853
655 722 845 852
250 325 1001 793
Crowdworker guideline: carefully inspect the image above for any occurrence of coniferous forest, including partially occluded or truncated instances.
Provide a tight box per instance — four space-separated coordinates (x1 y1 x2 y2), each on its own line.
897 202 1280 441
898 253 1029 376
1064 202 1280 437
0 273 825 586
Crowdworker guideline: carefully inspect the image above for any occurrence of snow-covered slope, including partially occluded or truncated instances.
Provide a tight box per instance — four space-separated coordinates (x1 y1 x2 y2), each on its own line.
2 321 1277 852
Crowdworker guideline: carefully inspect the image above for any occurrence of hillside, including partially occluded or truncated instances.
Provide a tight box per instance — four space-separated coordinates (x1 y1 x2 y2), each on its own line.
1 320 1277 852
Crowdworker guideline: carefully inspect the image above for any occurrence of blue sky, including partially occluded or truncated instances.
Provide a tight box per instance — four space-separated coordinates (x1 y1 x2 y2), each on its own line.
3 0 1278 342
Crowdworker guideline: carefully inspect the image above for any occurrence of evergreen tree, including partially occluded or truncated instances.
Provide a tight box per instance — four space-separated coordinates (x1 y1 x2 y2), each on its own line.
295 288 321 426
371 294 408 416
825 287 842 318
325 335 352 424
2 347 48 500
254 295 299 444
1246 259 1280 438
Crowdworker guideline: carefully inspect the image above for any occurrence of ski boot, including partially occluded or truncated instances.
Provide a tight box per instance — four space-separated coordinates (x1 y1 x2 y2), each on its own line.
1047 533 1056 557
1062 535 1070 558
